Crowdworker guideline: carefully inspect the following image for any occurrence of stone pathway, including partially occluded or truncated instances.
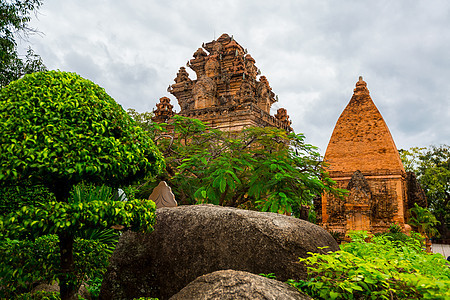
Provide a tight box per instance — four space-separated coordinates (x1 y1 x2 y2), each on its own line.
431 244 450 259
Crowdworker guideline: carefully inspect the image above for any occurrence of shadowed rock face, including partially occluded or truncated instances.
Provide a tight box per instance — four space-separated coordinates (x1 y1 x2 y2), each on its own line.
169 269 312 300
100 204 338 300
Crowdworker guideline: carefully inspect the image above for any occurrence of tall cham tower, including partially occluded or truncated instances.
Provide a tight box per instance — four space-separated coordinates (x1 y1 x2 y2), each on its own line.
153 33 292 132
320 77 409 234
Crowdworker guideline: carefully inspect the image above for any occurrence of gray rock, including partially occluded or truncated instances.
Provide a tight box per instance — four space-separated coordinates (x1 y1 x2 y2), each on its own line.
170 269 312 300
32 282 91 299
100 204 337 300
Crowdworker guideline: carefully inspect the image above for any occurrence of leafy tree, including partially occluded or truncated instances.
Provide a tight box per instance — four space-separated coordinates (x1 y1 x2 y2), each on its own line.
127 108 154 132
1 0 47 88
0 234 110 298
0 71 165 299
409 202 440 238
400 145 449 241
130 114 344 219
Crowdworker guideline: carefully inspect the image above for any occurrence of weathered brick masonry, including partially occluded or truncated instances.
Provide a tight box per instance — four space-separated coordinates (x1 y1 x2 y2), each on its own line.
319 77 424 234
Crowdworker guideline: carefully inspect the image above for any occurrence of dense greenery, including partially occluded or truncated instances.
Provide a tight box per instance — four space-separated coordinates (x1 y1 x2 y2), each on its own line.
0 183 152 299
400 145 449 240
129 113 345 218
289 231 450 299
0 71 164 188
0 71 164 299
1 0 47 88
0 235 110 298
1 184 156 240
409 202 440 238
0 180 55 214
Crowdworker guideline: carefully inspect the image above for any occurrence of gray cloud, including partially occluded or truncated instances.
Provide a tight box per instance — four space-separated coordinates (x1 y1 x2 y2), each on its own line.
26 0 450 153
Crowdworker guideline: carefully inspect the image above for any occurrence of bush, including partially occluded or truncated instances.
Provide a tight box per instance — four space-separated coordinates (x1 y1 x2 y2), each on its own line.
0 180 55 216
290 231 450 299
0 235 110 299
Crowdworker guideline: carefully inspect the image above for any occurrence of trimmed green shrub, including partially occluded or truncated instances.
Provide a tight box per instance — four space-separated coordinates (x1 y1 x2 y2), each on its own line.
0 235 110 299
0 180 55 215
0 70 164 299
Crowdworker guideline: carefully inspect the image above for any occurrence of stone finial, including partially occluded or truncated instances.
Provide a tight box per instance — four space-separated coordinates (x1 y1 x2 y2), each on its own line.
218 33 231 41
275 108 292 127
149 181 177 209
174 67 191 83
259 76 272 91
193 48 207 59
152 97 174 123
225 40 243 54
244 54 255 64
353 76 370 96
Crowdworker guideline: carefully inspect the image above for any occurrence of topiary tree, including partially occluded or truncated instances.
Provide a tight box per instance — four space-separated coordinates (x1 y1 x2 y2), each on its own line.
0 70 165 299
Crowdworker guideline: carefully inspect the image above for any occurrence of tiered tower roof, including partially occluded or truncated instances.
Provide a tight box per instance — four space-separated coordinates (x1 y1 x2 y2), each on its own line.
324 76 405 176
165 33 292 132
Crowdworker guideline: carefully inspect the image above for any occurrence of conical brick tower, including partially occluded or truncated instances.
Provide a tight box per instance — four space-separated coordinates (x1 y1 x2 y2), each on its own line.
320 77 408 234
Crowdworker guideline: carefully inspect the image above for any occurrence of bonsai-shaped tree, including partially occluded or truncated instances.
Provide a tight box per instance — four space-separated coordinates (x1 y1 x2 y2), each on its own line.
0 71 165 299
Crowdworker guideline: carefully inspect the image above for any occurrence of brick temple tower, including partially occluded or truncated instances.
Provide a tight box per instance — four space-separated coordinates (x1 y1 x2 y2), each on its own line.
320 77 410 234
153 33 292 132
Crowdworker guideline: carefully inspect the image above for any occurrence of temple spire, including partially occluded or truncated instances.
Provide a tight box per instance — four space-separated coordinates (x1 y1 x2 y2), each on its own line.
353 75 370 96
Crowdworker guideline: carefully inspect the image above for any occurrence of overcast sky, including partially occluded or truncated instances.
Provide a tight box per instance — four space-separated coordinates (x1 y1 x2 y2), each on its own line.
23 0 449 153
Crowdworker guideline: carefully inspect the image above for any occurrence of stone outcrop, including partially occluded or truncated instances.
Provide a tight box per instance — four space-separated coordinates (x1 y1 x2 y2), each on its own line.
320 77 410 234
100 204 338 300
169 269 312 300
157 33 292 132
31 283 90 299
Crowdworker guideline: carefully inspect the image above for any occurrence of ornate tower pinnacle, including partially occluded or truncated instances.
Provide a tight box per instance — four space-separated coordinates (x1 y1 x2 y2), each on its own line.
353 76 370 96
152 97 174 123
159 33 292 132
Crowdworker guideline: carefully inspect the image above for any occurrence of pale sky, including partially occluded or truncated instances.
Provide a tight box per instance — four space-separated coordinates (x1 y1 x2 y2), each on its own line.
23 0 450 153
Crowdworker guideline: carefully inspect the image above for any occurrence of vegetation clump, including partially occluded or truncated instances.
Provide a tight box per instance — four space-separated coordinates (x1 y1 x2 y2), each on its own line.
129 113 345 219
289 231 450 299
0 71 164 299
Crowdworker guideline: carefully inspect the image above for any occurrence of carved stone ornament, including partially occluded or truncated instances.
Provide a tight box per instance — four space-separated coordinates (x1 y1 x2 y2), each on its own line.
149 181 177 209
158 33 293 133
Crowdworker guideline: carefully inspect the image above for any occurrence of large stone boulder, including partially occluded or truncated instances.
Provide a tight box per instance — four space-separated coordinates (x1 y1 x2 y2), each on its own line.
100 204 338 299
170 269 312 300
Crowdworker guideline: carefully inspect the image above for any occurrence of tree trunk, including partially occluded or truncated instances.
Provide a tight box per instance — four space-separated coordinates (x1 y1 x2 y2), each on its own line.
49 180 77 300
59 231 77 300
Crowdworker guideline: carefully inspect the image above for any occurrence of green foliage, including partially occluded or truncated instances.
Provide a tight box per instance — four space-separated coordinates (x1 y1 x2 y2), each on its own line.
400 145 449 240
1 0 47 88
127 108 154 133
0 180 55 215
132 115 345 217
388 223 402 233
259 273 277 280
408 202 440 238
329 230 345 244
0 235 110 299
76 228 119 255
14 291 88 299
291 231 450 299
15 291 61 300
0 71 164 298
0 184 151 299
0 71 165 188
0 184 156 239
